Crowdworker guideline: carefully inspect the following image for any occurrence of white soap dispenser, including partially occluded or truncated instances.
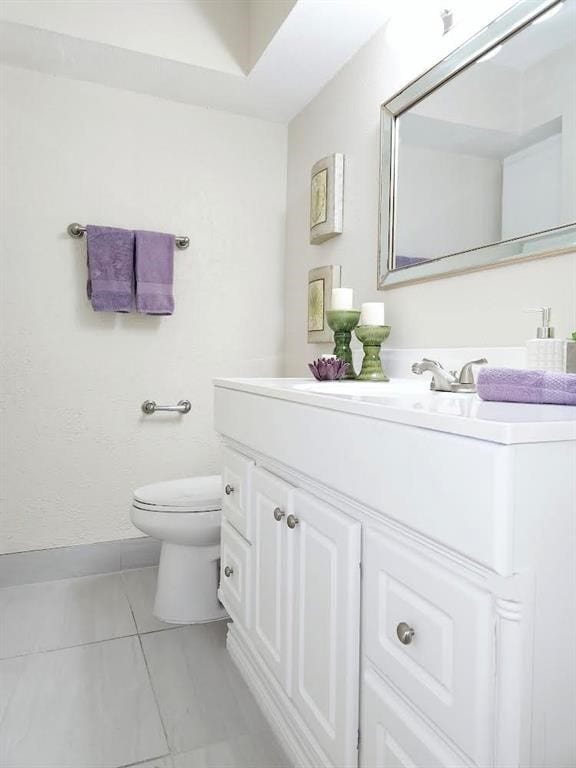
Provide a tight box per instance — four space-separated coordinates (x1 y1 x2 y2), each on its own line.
526 307 576 372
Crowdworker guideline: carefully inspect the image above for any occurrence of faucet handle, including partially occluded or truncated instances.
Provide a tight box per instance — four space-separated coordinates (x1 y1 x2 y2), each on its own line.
458 358 488 385
422 357 444 368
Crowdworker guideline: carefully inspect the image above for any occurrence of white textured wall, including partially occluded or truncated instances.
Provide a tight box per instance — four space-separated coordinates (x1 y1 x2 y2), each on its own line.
0 0 249 74
0 64 287 554
284 6 576 374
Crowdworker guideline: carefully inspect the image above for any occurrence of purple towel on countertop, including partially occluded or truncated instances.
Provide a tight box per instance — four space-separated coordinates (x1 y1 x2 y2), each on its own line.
86 225 134 312
135 230 175 315
477 367 576 406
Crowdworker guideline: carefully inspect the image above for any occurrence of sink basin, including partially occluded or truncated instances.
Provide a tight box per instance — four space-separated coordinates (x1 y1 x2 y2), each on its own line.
294 380 428 397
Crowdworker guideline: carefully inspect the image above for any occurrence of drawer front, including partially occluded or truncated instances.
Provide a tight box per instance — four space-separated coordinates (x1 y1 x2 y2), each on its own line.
361 667 473 768
222 446 254 540
364 528 493 765
220 520 251 627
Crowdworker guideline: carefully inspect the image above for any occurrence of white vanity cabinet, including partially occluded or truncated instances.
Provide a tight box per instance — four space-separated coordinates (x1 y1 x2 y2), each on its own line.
362 529 494 767
215 378 576 768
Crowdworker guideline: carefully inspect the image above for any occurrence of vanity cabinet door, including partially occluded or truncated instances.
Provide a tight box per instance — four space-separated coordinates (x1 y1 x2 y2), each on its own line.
288 489 361 768
251 467 294 691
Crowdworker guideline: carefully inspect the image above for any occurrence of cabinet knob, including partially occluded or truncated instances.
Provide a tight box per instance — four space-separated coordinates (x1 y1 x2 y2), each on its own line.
273 507 285 522
396 622 415 645
224 484 235 496
224 566 234 578
286 514 299 529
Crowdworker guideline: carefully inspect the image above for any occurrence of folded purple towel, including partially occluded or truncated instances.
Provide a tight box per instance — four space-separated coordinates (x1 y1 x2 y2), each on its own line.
477 367 576 406
135 230 175 315
86 225 135 312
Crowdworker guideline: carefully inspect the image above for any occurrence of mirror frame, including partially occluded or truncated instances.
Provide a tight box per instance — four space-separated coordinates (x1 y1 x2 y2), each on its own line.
378 0 576 289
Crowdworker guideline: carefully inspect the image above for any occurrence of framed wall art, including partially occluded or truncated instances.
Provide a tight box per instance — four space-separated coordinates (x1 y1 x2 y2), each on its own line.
307 264 342 343
310 153 344 244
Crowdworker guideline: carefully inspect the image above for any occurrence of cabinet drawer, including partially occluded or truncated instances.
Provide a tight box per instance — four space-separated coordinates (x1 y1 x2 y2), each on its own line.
222 446 254 540
220 520 251 627
361 667 472 768
364 528 493 765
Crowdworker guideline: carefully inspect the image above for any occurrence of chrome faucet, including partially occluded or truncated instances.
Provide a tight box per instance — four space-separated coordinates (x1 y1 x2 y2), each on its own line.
411 358 487 393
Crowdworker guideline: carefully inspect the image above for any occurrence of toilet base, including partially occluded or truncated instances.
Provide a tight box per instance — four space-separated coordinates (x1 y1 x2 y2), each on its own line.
154 541 228 624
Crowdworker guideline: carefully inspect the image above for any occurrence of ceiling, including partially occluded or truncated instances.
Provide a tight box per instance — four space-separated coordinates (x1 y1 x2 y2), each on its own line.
493 0 575 72
0 0 395 122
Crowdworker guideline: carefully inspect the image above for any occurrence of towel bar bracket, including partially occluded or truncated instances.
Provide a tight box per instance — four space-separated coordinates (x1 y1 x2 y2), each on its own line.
142 400 191 415
67 222 190 249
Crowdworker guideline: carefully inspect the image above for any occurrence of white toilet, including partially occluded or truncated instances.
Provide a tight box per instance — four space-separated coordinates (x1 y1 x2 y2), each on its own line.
130 475 227 624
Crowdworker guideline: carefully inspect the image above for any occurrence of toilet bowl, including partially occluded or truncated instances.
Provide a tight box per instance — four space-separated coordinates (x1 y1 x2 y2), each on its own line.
130 475 227 624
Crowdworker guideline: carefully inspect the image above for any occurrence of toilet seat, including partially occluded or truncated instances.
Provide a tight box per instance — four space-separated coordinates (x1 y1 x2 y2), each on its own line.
133 475 222 514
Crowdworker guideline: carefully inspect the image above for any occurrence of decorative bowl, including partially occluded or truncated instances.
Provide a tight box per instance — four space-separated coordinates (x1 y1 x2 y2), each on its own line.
308 356 350 381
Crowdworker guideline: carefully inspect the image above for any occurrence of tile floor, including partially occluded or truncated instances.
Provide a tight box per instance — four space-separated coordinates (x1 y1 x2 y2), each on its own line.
0 567 290 768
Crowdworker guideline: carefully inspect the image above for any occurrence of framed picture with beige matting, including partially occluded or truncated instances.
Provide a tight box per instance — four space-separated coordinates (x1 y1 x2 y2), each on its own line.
307 265 341 343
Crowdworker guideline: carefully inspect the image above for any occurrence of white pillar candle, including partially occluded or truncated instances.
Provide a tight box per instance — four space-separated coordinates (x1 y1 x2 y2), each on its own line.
331 288 354 310
360 302 385 326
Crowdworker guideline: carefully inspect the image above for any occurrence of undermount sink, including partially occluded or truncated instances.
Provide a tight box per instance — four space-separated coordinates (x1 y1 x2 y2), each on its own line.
294 379 429 397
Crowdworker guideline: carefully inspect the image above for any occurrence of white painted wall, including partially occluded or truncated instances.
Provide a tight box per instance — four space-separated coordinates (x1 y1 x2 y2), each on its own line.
284 4 576 373
248 0 296 70
0 64 287 554
0 0 249 74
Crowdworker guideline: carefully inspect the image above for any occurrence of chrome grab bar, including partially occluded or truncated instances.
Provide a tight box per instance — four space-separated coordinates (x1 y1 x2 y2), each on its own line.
141 400 191 415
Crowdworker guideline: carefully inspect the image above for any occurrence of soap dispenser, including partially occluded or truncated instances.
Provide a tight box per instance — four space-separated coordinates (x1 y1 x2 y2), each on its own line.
526 307 576 372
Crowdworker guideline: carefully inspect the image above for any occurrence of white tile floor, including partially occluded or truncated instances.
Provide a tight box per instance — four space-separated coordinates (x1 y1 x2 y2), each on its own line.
0 567 290 768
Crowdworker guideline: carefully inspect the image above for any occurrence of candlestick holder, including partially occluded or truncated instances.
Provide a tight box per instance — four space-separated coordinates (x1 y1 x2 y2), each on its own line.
355 325 391 381
326 309 361 379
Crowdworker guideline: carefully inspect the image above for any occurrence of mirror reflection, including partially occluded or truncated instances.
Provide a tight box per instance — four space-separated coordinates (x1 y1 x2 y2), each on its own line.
393 0 575 269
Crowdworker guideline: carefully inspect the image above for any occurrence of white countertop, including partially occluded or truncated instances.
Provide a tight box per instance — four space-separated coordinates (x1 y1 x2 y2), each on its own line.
214 377 576 445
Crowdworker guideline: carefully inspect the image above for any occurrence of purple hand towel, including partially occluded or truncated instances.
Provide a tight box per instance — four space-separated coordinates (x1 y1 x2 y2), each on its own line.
86 225 135 312
135 230 175 315
477 367 576 406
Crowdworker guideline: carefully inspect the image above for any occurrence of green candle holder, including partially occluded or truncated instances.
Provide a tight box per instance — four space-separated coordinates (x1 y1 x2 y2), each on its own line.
326 309 361 380
355 325 391 381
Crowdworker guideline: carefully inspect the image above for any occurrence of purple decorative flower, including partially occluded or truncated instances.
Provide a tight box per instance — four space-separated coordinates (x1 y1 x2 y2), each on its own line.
308 356 350 381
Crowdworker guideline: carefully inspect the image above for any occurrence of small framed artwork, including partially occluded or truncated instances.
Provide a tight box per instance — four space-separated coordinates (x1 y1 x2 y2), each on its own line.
310 153 344 244
307 265 342 343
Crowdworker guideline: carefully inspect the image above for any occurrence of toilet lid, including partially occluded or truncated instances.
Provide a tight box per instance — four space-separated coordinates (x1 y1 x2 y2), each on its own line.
133 475 222 513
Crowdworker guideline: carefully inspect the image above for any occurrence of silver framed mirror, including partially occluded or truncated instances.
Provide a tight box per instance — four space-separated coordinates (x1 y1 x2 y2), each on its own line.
378 0 576 289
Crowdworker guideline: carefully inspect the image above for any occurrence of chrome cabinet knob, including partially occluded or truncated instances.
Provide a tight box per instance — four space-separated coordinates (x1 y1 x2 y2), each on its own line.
224 566 234 578
224 484 235 496
273 507 285 522
396 622 415 645
286 514 299 529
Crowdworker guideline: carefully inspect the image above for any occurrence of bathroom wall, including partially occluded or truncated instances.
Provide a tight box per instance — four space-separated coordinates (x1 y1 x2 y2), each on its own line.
0 64 287 554
283 4 576 374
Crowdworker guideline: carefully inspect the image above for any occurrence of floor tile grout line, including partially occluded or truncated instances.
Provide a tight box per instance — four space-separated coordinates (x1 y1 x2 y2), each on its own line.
0 624 183 662
0 631 141 661
116 753 173 768
0 565 160 592
133 602 172 755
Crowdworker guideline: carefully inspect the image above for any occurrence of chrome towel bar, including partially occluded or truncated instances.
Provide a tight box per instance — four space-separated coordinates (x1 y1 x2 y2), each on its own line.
68 222 190 250
141 400 191 415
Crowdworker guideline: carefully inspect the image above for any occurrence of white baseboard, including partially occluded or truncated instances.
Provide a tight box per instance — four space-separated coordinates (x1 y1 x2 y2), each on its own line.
0 536 161 587
227 622 333 768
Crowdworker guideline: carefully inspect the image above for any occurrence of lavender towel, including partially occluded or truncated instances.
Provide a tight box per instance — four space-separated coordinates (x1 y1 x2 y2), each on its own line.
86 225 135 312
477 367 576 406
135 230 175 315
